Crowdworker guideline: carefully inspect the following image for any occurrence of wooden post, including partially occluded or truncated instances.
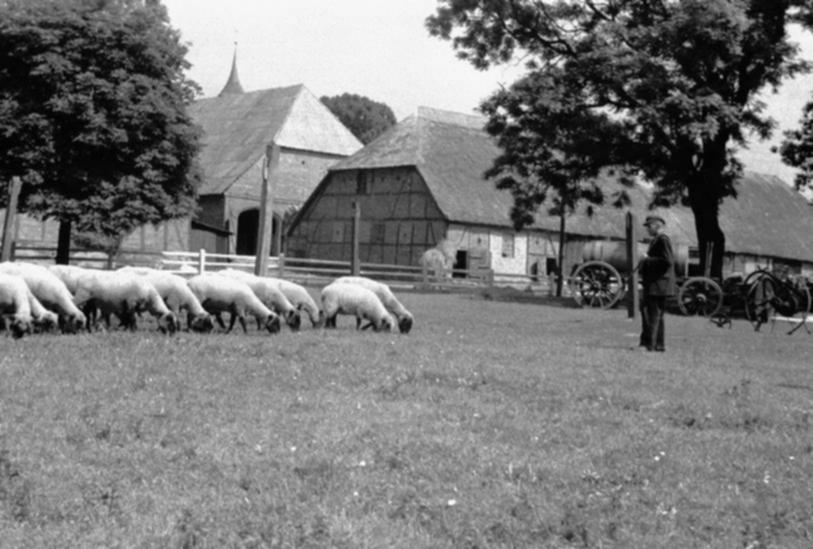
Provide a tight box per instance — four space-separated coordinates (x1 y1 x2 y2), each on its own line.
626 211 639 319
1 176 22 262
703 242 714 279
277 252 285 277
350 201 361 275
255 143 279 277
198 249 206 274
556 213 566 297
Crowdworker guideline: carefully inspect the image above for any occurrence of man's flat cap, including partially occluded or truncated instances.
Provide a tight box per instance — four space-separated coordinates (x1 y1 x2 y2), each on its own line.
643 215 666 226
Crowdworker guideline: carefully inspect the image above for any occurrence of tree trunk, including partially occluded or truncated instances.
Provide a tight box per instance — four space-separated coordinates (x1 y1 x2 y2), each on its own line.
687 183 725 280
56 220 72 265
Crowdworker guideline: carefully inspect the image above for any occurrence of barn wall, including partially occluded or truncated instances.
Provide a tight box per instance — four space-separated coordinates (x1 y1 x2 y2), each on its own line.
286 167 447 264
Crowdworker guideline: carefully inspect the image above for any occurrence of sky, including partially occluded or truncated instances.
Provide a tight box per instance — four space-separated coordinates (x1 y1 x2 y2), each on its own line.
163 0 813 187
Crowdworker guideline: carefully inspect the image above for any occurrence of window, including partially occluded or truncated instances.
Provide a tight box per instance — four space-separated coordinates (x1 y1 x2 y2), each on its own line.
356 170 370 195
501 233 515 258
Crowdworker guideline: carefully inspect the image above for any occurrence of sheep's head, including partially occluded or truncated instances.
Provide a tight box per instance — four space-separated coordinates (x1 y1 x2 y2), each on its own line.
60 312 86 334
190 313 215 333
158 312 177 335
33 312 59 333
397 315 413 334
313 309 326 328
264 313 282 334
376 315 396 333
285 309 302 332
10 319 32 339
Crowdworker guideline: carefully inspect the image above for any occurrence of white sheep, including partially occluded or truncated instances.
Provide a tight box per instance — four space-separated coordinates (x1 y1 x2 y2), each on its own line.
47 264 88 294
187 274 282 334
263 277 324 327
26 288 59 332
320 281 396 332
0 262 86 332
217 269 302 331
72 269 177 333
0 272 34 338
117 266 214 332
332 276 414 333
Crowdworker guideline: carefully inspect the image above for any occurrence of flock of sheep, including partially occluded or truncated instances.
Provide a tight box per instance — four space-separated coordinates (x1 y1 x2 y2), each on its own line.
0 261 414 339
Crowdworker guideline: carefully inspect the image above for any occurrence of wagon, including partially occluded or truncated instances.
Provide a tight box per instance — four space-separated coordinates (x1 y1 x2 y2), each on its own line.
567 241 812 330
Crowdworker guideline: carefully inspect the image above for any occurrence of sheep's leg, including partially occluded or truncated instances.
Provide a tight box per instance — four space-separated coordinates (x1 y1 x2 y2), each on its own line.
215 313 227 331
225 312 238 333
237 314 248 334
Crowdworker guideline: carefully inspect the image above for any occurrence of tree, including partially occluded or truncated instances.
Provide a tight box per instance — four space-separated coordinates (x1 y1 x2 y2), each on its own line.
427 0 813 278
778 100 813 194
0 0 201 264
321 93 397 145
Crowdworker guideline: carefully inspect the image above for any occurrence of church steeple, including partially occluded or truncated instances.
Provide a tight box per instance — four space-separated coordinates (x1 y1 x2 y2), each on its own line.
219 44 244 96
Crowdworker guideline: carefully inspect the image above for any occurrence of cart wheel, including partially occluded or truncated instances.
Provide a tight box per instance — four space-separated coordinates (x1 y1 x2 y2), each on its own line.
744 273 783 330
568 261 625 309
677 277 723 317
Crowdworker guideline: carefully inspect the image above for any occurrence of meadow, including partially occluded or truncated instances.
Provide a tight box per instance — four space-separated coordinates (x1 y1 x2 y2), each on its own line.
1 291 812 548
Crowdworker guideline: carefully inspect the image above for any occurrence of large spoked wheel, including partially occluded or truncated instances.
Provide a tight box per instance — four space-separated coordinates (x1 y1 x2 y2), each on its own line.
568 261 625 309
743 272 810 330
677 277 723 317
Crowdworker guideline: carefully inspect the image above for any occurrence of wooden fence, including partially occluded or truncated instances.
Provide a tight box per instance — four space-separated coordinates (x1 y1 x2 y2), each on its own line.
8 244 558 294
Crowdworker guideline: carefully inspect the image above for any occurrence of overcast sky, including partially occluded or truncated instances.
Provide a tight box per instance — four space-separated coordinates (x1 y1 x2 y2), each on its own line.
163 0 813 185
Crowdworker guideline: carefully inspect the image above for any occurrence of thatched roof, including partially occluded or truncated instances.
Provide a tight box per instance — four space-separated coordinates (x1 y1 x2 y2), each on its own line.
328 107 813 262
190 84 362 196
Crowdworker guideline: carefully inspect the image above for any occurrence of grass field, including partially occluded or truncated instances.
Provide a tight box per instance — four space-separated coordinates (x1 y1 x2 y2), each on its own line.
1 291 812 548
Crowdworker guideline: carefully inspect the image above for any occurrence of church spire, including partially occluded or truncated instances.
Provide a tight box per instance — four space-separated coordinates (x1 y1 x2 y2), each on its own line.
219 43 244 96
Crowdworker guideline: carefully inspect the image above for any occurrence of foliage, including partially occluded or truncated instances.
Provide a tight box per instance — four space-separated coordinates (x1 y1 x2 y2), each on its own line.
0 0 201 247
1 294 812 546
777 100 813 192
427 0 813 277
321 93 396 144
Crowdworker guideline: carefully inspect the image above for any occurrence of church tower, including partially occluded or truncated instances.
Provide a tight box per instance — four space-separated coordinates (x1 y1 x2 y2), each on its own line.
218 44 244 96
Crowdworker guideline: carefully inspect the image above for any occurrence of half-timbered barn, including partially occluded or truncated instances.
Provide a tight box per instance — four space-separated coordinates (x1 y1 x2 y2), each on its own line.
286 107 813 278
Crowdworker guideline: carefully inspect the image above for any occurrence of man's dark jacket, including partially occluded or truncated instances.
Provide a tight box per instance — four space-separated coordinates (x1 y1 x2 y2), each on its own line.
640 233 677 296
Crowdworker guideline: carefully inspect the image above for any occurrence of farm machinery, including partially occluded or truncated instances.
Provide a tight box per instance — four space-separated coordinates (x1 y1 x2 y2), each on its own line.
567 240 812 332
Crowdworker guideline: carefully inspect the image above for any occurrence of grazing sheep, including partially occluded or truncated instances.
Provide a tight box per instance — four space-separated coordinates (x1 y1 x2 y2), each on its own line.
72 269 176 333
27 289 59 332
333 276 413 333
0 272 34 338
47 264 89 294
217 269 301 331
118 267 214 333
320 282 396 332
0 262 86 332
263 277 324 327
187 274 281 334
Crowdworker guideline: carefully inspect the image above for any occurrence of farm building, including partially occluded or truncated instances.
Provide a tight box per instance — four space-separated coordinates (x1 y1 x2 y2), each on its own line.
286 106 813 279
0 54 362 258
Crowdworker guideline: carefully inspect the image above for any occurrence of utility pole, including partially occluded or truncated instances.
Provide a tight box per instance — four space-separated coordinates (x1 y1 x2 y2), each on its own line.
255 143 279 276
1 177 22 262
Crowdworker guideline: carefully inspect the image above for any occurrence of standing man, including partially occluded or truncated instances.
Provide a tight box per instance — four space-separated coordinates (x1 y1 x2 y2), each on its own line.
639 215 676 352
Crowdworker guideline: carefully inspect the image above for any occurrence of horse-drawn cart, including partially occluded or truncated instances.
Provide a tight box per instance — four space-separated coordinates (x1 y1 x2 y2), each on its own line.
567 241 812 331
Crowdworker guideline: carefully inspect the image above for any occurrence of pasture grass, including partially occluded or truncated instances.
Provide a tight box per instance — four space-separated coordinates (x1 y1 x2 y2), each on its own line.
1 292 812 548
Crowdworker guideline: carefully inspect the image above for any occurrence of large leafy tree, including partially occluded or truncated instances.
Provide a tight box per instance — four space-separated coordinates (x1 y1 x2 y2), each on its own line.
778 101 813 194
0 0 201 263
427 0 813 278
321 93 397 145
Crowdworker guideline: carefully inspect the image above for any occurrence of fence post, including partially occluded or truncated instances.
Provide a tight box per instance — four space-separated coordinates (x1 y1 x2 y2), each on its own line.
1 176 22 262
277 252 285 277
198 248 206 274
256 143 279 277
